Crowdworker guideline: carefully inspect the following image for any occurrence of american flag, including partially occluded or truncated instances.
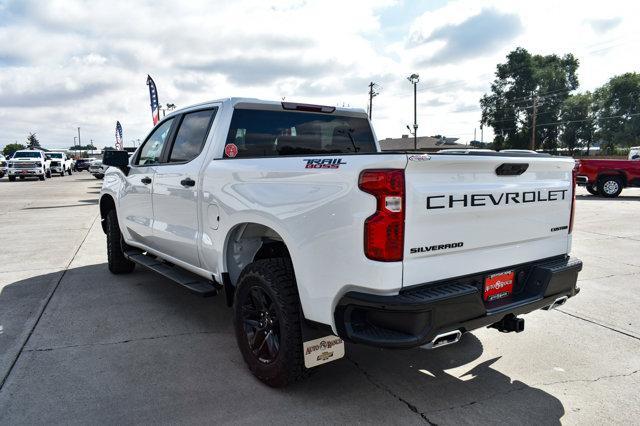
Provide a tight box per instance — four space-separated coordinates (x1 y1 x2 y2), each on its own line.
146 75 160 125
115 121 123 150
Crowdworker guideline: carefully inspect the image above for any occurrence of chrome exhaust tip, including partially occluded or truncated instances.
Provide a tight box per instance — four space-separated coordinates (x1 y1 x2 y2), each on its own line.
548 296 568 310
423 330 463 350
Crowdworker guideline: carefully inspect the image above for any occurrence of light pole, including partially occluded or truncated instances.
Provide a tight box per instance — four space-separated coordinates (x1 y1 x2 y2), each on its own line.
73 136 78 158
407 73 419 150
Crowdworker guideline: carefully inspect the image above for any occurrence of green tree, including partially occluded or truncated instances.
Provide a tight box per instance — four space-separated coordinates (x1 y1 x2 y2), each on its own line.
560 92 596 154
3 143 26 157
480 47 579 150
26 133 41 149
593 72 640 152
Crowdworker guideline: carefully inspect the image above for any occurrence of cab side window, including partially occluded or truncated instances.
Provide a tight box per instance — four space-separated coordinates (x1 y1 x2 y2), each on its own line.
136 119 174 166
168 109 217 163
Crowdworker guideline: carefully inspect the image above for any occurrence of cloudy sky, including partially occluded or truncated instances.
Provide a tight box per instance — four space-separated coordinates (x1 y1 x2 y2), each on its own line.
0 0 638 149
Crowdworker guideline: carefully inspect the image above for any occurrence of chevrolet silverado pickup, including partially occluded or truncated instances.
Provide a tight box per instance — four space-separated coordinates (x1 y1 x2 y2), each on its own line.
576 158 640 197
100 98 582 387
8 150 52 181
47 152 73 176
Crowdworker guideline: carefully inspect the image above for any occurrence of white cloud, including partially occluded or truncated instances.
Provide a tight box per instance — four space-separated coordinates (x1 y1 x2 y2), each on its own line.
0 0 638 149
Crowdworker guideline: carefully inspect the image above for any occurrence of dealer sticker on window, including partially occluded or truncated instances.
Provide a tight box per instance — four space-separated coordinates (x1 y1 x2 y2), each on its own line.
303 335 345 368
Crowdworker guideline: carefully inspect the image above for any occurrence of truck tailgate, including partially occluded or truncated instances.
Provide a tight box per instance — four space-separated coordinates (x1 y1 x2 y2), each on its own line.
403 154 575 287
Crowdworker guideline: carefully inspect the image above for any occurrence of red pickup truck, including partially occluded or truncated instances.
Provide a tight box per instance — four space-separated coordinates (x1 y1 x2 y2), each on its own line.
576 159 640 197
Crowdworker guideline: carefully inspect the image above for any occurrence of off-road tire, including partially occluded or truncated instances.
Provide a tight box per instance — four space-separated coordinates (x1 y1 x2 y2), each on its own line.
106 210 135 274
586 184 599 196
38 175 44 181
233 258 306 387
46 169 52 178
95 174 104 180
68 168 72 175
598 176 623 198
60 168 65 177
9 176 16 182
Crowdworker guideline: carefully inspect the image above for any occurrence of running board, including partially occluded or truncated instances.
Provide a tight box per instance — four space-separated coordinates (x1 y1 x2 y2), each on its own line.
124 249 221 297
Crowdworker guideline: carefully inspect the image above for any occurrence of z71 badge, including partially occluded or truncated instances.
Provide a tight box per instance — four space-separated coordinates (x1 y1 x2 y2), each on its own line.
303 158 346 169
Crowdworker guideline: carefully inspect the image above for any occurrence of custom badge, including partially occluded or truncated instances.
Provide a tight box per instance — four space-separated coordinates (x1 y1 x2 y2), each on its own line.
224 143 238 158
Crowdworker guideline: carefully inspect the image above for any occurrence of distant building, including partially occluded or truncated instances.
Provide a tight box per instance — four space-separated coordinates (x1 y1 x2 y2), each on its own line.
379 135 463 152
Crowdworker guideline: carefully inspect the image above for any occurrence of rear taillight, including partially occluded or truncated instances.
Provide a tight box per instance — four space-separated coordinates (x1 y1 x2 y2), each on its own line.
569 162 578 234
358 169 405 261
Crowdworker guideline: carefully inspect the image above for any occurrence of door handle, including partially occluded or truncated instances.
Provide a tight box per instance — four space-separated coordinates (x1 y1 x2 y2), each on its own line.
180 177 196 187
141 176 152 185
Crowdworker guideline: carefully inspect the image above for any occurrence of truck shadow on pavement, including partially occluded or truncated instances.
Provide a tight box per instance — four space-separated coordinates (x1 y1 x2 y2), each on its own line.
0 264 565 424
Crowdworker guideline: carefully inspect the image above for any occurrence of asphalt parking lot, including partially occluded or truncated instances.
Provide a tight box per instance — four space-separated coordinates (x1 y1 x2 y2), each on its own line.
0 174 639 424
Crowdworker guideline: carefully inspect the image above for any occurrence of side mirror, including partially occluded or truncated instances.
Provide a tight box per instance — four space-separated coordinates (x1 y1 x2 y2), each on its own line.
103 150 130 168
45 155 51 160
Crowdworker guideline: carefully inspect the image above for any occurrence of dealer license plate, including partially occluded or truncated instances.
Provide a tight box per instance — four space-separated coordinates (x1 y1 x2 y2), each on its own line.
484 270 514 301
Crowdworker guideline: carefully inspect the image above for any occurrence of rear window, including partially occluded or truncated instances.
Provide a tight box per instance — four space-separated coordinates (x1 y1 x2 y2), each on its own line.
224 109 376 158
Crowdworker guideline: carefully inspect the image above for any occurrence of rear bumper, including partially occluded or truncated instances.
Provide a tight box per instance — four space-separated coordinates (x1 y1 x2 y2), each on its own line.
334 256 582 348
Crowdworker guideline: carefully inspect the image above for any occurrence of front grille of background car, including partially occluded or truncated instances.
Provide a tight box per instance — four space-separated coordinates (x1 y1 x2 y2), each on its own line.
13 162 39 168
51 161 60 166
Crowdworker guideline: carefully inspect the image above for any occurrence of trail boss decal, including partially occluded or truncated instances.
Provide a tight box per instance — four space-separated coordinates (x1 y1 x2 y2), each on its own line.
303 158 346 169
410 242 464 254
427 189 568 210
303 335 345 368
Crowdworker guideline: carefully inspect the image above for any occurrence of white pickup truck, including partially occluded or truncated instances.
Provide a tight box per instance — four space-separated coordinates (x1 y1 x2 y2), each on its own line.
8 150 52 181
47 152 73 176
100 98 582 387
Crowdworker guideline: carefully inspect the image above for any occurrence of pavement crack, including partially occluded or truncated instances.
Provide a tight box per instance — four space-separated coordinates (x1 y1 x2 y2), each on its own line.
347 357 437 425
539 369 640 387
424 383 529 415
24 330 226 353
556 309 640 341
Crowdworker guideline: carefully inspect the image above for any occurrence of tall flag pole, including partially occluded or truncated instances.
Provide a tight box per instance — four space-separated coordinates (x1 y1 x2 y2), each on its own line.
146 75 160 125
115 121 124 150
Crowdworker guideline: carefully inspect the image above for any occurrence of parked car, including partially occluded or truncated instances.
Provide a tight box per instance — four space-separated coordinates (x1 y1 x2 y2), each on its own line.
74 158 95 172
7 150 52 181
89 159 107 179
47 152 73 176
0 154 7 178
576 158 640 197
100 98 582 387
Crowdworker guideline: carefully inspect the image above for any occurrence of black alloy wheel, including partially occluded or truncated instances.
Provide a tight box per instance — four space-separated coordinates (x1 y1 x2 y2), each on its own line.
241 286 281 364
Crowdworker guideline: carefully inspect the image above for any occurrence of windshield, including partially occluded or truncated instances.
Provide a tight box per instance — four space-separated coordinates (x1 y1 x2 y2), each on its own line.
14 151 41 158
48 153 63 158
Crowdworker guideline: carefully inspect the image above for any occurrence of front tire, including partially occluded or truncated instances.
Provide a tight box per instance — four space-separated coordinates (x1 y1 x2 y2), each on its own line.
9 176 16 182
106 210 135 274
586 184 599 196
60 168 65 177
68 168 72 175
233 258 306 387
598 176 623 198
45 169 52 178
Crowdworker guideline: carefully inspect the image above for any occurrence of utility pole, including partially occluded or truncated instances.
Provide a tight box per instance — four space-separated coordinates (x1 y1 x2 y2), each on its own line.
77 127 81 147
480 124 484 143
407 74 419 150
530 95 538 150
368 82 379 120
